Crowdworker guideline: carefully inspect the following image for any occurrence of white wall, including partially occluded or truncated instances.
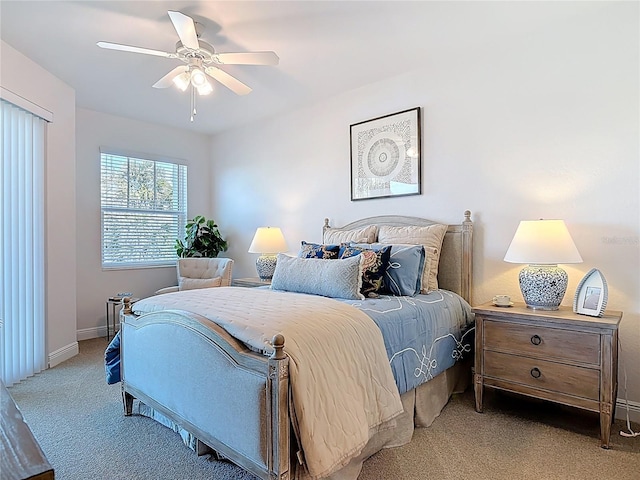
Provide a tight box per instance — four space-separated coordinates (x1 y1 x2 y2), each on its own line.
211 4 640 413
0 40 78 366
75 108 213 338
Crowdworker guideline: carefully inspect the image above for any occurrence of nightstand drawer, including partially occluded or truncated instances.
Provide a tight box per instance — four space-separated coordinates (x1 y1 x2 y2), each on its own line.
484 351 600 400
484 320 600 365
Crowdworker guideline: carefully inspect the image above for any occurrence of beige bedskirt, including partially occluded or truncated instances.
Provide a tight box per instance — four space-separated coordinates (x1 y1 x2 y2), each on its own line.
317 360 471 480
136 360 470 480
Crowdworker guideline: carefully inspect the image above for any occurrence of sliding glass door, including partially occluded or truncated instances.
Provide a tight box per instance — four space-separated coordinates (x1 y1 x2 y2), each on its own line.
0 98 47 386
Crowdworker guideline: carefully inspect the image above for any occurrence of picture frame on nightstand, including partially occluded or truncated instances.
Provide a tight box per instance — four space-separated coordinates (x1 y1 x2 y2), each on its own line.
573 268 608 317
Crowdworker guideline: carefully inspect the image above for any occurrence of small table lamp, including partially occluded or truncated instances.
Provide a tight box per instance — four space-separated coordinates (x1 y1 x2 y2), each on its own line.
248 227 288 281
504 219 583 310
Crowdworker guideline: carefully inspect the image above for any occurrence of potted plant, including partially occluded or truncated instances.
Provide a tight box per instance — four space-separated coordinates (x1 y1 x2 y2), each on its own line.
175 215 228 258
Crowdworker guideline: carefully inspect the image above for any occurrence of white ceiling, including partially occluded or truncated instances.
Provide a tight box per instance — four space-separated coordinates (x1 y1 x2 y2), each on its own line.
0 1 607 135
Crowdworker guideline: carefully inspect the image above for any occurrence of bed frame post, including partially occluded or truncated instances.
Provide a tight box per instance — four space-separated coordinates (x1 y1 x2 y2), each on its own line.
120 297 135 417
461 210 473 304
267 334 290 479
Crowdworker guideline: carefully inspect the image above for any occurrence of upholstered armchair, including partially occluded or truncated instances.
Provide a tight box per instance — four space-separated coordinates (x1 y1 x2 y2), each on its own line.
155 257 234 295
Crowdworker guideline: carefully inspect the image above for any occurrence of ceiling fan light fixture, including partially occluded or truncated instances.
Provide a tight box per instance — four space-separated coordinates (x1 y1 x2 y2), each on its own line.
173 71 191 91
190 68 208 88
196 81 213 96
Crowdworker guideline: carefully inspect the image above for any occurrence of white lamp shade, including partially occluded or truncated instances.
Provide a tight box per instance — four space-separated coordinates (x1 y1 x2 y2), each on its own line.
504 219 583 265
172 72 191 91
190 68 208 88
196 81 213 95
248 227 288 254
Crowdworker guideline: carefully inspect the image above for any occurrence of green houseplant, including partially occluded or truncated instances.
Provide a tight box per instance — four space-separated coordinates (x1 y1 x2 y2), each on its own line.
175 215 228 258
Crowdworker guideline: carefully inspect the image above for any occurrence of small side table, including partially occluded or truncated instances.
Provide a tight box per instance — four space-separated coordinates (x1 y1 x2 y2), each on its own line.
473 301 622 448
106 297 138 340
232 277 272 288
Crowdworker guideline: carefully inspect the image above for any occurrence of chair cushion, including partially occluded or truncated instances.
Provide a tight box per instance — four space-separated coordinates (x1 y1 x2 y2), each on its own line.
178 276 222 291
177 257 234 287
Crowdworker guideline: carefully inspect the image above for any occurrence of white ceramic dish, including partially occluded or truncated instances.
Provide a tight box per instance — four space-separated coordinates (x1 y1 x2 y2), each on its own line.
493 301 514 307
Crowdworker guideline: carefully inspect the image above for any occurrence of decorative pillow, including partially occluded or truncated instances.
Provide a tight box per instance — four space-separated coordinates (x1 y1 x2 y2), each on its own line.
352 243 426 296
339 244 391 297
380 244 426 296
178 276 222 291
378 224 448 292
271 254 364 300
323 225 378 244
298 241 340 259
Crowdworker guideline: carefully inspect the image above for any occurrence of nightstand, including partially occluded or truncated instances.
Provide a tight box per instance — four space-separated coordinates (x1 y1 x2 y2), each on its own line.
232 277 272 288
106 297 139 340
473 301 622 448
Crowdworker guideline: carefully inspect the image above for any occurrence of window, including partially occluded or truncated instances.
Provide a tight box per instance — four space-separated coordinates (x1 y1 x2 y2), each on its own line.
100 150 187 268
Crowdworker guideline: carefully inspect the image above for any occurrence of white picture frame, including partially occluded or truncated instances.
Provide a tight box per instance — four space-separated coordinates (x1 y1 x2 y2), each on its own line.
573 268 608 317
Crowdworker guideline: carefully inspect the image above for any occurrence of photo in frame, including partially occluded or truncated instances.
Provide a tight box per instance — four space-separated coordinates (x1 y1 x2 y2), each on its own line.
573 268 608 317
350 107 421 201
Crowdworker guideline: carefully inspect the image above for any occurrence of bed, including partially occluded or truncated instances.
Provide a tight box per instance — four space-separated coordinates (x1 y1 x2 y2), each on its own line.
117 211 474 480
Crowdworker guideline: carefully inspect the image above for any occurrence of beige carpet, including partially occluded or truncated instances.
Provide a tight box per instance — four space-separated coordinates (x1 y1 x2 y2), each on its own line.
7 338 639 479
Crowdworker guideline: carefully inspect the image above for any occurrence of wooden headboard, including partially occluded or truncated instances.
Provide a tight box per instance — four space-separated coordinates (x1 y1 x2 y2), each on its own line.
322 211 473 303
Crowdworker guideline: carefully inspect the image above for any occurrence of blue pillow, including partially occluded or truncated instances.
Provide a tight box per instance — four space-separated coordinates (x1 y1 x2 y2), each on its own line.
339 244 391 297
298 241 340 259
352 243 425 296
271 254 364 300
382 244 426 296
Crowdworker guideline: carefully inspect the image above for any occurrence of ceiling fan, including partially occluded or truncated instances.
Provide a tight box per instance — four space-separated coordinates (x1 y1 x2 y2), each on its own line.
97 10 279 120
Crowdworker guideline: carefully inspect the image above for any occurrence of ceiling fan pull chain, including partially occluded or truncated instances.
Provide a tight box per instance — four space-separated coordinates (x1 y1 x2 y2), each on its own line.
190 85 196 122
193 86 197 116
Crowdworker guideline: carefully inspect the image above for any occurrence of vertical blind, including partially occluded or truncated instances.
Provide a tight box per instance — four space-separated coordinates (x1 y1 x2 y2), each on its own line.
101 151 187 268
0 99 47 387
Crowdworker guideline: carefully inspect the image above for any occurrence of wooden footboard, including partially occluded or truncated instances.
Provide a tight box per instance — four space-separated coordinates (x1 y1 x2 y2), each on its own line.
120 299 290 480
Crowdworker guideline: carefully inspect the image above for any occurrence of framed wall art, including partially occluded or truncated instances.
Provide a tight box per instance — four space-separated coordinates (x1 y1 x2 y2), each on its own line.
350 107 421 201
573 268 608 317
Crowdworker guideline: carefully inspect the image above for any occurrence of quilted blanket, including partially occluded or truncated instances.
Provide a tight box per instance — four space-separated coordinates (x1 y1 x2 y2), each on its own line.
132 287 404 479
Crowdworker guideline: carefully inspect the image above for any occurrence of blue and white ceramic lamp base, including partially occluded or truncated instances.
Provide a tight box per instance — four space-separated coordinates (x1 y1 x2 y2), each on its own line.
256 254 278 281
519 264 568 310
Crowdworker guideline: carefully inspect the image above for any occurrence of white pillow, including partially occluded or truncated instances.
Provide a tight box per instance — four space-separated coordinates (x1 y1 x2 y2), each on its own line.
178 276 222 291
271 254 364 300
323 225 377 244
377 224 447 292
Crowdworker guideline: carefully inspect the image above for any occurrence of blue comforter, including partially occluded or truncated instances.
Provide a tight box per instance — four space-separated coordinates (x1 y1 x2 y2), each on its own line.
105 331 121 385
344 290 474 394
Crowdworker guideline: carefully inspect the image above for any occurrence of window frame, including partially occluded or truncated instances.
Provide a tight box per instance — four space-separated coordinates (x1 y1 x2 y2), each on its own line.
100 147 188 270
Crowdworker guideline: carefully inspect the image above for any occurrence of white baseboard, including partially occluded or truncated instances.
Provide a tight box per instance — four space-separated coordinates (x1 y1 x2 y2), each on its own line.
616 398 640 424
48 341 79 368
77 326 108 341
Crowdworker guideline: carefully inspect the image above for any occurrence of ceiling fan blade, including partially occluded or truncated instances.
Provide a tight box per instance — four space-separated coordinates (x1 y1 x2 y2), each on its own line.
97 41 176 58
204 67 252 95
167 11 200 50
152 66 189 88
215 51 279 66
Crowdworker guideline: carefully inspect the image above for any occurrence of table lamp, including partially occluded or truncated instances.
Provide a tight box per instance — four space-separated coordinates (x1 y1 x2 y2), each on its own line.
504 219 582 310
248 227 288 281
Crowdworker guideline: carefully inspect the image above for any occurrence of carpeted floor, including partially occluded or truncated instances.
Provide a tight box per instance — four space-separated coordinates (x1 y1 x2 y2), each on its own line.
7 338 640 479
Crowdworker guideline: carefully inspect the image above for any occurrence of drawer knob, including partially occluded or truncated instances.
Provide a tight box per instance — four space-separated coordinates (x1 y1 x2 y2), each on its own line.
530 367 542 379
530 334 542 345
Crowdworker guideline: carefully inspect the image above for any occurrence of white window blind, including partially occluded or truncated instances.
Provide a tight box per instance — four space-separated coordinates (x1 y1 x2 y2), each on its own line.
1 99 47 387
100 151 187 268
